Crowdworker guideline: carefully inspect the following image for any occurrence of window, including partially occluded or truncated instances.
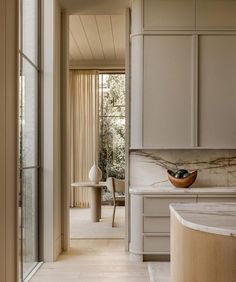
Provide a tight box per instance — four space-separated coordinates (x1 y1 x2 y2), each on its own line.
19 0 40 280
98 73 126 183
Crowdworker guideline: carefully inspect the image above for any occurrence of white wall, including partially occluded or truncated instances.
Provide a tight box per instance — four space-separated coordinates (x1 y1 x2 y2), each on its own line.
0 0 18 281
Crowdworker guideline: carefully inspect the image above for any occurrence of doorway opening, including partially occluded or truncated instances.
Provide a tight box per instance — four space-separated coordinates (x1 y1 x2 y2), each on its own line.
70 72 126 239
68 14 126 241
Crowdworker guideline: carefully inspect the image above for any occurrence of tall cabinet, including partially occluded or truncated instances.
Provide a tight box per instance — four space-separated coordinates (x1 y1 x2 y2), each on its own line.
131 0 236 149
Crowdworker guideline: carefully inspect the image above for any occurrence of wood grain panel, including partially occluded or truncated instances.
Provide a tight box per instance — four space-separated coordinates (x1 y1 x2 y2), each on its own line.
0 0 6 280
171 212 236 282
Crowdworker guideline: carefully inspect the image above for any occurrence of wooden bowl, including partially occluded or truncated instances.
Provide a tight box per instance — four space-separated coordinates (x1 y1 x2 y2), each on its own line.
167 170 198 188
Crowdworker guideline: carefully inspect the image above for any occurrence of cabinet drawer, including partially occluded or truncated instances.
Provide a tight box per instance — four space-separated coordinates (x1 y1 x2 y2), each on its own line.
197 196 236 203
143 196 196 215
144 235 170 253
144 216 170 233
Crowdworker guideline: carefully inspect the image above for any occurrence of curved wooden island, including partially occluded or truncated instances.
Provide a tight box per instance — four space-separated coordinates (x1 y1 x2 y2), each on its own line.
170 203 236 282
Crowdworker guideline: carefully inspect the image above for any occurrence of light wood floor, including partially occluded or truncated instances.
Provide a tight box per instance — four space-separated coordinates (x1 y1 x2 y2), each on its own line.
30 239 150 282
70 206 125 239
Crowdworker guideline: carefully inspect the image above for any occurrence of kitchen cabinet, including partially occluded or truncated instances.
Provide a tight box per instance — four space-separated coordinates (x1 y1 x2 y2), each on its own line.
143 0 195 30
142 0 236 31
129 186 236 260
198 35 236 148
196 0 236 30
143 35 193 147
130 0 236 149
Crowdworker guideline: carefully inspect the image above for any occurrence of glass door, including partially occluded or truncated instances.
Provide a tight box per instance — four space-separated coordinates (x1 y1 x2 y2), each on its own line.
19 0 40 280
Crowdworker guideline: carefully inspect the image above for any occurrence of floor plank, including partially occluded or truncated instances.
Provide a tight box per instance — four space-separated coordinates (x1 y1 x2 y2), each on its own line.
30 239 150 282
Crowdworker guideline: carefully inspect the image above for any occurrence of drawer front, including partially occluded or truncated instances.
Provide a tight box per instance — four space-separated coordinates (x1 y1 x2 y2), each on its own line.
143 196 196 215
144 235 170 253
144 216 170 233
197 196 236 203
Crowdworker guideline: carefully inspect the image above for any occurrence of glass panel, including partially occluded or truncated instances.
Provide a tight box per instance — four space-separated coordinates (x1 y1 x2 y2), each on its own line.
99 74 125 117
21 168 38 279
22 0 38 65
20 58 38 168
98 74 126 181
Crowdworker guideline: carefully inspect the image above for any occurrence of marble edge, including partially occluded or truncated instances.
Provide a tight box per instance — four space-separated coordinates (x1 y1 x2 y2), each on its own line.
169 204 236 237
129 186 236 195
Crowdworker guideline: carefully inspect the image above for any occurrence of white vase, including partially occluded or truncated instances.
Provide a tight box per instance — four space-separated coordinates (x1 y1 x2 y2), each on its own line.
89 162 102 184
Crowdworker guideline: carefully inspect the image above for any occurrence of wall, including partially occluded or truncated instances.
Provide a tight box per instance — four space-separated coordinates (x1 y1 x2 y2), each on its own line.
130 150 236 187
42 0 62 261
0 0 18 281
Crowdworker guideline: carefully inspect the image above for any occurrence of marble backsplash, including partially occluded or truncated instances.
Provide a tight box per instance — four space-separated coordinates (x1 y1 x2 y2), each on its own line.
130 150 236 187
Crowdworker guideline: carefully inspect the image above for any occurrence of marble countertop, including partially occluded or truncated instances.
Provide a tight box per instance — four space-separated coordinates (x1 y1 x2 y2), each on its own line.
129 184 236 195
170 203 236 237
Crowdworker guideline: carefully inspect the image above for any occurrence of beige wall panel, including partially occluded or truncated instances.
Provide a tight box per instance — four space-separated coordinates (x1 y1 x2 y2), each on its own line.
199 35 236 148
144 0 195 30
0 0 6 279
131 0 143 34
5 0 17 279
130 35 143 148
0 0 18 281
196 0 236 30
143 35 193 147
54 0 62 259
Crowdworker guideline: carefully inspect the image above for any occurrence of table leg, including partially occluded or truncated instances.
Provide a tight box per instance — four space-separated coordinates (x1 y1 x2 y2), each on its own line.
90 187 101 222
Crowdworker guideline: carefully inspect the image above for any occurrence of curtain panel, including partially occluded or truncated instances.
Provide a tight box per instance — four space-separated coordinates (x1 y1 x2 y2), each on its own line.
70 70 99 207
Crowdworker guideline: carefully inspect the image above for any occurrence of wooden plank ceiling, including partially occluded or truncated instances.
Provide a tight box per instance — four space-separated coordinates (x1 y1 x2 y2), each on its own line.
69 15 125 68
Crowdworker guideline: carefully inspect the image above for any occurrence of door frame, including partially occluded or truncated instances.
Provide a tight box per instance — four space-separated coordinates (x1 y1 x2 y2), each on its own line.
61 8 131 251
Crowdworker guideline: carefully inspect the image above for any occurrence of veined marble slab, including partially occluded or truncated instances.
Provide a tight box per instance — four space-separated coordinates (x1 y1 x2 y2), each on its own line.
170 203 236 237
130 150 236 187
129 185 236 195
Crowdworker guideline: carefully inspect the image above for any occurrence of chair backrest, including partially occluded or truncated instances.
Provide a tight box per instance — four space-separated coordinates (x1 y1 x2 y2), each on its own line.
107 177 125 193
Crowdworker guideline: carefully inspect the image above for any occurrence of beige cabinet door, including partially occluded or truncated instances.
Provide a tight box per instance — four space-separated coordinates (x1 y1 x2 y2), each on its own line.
143 0 195 30
196 0 236 30
143 35 194 147
198 35 236 148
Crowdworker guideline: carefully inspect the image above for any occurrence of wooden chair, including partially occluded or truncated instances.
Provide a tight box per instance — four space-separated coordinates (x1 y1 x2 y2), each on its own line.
106 177 125 227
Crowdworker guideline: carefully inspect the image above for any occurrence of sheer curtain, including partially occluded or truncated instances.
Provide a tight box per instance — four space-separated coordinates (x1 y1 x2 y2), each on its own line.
70 70 99 207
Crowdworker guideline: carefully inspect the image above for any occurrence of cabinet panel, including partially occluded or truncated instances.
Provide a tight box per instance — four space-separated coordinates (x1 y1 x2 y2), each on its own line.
196 0 236 30
144 235 170 253
144 0 195 30
198 196 236 203
198 35 236 148
144 216 170 233
143 35 194 147
130 35 143 148
144 196 196 216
